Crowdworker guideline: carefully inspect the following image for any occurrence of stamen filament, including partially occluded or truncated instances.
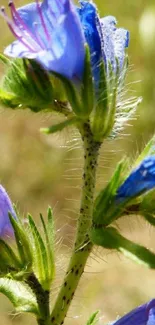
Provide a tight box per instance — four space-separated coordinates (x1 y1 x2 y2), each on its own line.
35 0 50 41
0 6 36 52
9 0 45 50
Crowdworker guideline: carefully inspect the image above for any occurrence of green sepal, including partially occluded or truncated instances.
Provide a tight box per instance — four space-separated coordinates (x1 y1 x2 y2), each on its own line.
23 59 54 109
90 60 108 141
93 159 129 226
0 238 21 275
90 226 155 268
1 58 52 111
28 213 54 290
0 278 39 315
40 207 55 284
81 45 94 116
85 311 99 325
0 56 68 113
9 214 33 270
53 72 83 117
40 117 78 134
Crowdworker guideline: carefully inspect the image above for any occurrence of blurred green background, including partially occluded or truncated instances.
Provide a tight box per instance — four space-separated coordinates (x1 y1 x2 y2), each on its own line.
0 0 155 324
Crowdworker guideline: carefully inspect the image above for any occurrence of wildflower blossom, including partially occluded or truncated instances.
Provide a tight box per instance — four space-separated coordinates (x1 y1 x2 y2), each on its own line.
1 0 129 83
112 299 155 325
1 0 85 80
0 185 16 237
116 156 155 203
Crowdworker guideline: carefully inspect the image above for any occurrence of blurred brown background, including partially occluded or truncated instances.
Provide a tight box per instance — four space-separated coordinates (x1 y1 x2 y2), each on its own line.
0 0 155 324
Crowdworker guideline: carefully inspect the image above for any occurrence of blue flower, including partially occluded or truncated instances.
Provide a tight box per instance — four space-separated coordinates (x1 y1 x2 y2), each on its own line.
116 156 155 203
1 0 85 81
1 0 129 84
0 185 16 238
112 299 155 325
77 1 129 78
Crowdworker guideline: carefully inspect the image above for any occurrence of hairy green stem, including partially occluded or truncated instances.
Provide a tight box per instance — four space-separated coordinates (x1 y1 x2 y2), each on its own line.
26 273 50 325
50 122 101 325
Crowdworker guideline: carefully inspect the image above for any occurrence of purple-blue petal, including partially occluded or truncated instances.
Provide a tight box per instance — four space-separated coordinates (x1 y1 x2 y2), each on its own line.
112 299 155 325
0 185 16 238
4 0 85 80
114 28 129 69
16 3 38 29
4 40 36 59
77 1 102 79
77 1 129 79
100 16 116 70
116 156 155 203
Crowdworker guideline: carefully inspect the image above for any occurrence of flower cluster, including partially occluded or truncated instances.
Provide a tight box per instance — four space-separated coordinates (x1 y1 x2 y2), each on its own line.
0 0 129 83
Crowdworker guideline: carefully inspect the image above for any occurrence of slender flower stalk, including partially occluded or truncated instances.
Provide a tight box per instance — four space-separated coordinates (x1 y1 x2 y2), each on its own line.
50 122 101 325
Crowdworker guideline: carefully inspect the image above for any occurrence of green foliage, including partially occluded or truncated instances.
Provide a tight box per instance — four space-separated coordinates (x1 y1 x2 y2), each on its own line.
28 208 55 290
90 60 108 140
85 311 99 325
9 214 33 271
0 278 39 315
90 226 155 268
0 209 55 317
93 159 129 226
0 55 69 114
81 45 94 116
40 208 55 282
53 72 83 117
0 239 21 276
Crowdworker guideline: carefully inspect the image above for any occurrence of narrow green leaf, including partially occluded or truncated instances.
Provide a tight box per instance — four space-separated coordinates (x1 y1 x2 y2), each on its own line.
0 239 21 269
47 207 55 279
9 214 33 268
86 311 99 325
93 159 129 226
81 45 94 116
40 117 78 134
40 209 55 282
0 278 39 315
28 215 49 290
91 60 109 140
90 226 155 268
